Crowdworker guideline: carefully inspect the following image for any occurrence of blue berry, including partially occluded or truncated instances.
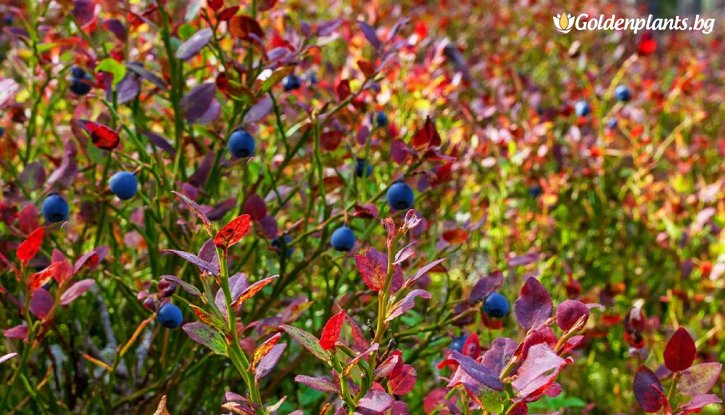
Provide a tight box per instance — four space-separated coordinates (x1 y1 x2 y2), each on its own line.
282 74 301 91
228 129 255 158
614 85 631 102
449 335 467 353
69 67 92 95
374 111 388 127
606 118 618 129
109 171 138 200
42 194 69 223
355 158 372 178
0 127 4 138
483 292 510 318
386 181 414 211
272 235 293 256
330 226 356 251
307 71 318 85
574 100 590 117
157 302 183 329
528 185 542 199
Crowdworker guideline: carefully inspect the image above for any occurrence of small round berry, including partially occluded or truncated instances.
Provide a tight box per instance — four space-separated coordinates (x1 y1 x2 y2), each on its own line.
355 158 372 178
272 234 293 256
528 185 542 199
386 181 414 211
483 292 510 318
0 127 4 138
374 111 388 127
282 74 302 91
157 302 183 329
42 194 69 223
228 129 255 158
69 67 93 95
307 71 318 85
330 226 356 252
606 118 618 130
614 85 631 102
574 100 590 117
449 335 467 353
109 171 138 200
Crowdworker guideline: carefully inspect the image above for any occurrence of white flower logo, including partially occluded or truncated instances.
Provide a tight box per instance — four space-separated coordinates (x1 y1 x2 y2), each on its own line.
553 13 575 33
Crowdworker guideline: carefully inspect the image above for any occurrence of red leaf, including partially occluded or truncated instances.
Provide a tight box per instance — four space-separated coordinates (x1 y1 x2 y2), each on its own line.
29 288 53 319
319 131 344 151
16 227 44 263
411 116 441 148
229 15 264 41
60 279 95 305
355 248 403 293
214 214 252 249
243 194 267 221
633 366 667 412
555 299 590 332
17 205 39 234
389 364 416 395
319 310 346 350
664 327 696 372
511 344 571 400
514 277 553 330
217 6 239 21
336 79 351 101
79 120 120 150
208 0 223 10
442 229 467 244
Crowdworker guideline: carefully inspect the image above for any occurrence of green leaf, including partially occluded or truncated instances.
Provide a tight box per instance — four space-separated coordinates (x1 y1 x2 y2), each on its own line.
260 67 294 93
182 322 227 356
95 58 126 88
280 324 329 363
479 387 505 413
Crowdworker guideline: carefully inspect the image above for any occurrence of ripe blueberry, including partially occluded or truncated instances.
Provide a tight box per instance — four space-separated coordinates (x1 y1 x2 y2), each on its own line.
109 171 138 200
228 129 255 158
42 194 69 223
330 226 356 252
157 302 183 328
574 100 590 117
614 85 631 102
282 74 301 91
355 158 372 178
272 234 293 256
449 335 467 353
386 181 414 211
69 67 92 95
374 111 388 127
606 118 618 129
483 292 510 318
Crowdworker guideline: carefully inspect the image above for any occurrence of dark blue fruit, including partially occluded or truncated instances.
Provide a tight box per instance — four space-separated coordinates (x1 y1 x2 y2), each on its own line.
449 335 467 353
528 185 542 199
330 226 356 251
374 111 388 127
109 171 138 200
483 292 510 318
307 71 318 85
606 118 618 129
157 302 183 328
228 129 255 158
70 67 92 95
272 235 293 256
574 100 590 117
282 74 302 91
386 181 414 211
355 158 372 178
614 85 631 102
42 194 69 223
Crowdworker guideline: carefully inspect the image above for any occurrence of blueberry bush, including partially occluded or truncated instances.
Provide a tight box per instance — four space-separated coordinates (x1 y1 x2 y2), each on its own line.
0 0 723 414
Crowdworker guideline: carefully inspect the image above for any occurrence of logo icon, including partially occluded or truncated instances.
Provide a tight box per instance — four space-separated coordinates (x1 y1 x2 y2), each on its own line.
553 13 575 33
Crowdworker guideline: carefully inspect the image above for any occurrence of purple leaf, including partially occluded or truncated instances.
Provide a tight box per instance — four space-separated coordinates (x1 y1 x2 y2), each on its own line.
394 242 416 265
160 275 201 297
469 271 503 303
390 140 413 164
30 288 53 318
243 96 273 124
60 279 95 305
508 252 539 267
116 74 140 104
358 390 394 414
633 366 667 413
358 21 381 49
243 194 268 221
207 198 237 221
176 28 213 60
197 239 220 273
511 344 570 400
72 0 95 27
258 215 278 239
449 350 503 391
188 152 215 187
19 162 46 191
317 19 342 37
180 83 216 123
555 299 590 331
3 324 28 340
255 343 286 380
163 250 219 276
173 191 213 236
102 19 126 41
294 375 339 393
481 337 517 376
404 258 446 290
514 277 552 330
0 78 20 108
127 62 168 90
215 273 248 312
0 352 18 365
386 289 431 322
678 394 722 414
145 131 176 156
47 140 78 188
182 322 227 355
195 98 221 124
677 363 722 396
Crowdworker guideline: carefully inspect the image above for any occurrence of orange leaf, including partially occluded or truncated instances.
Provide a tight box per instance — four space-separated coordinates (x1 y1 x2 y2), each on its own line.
442 229 468 244
232 275 279 308
229 15 264 41
252 332 282 369
28 262 67 292
17 227 45 263
214 214 252 249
